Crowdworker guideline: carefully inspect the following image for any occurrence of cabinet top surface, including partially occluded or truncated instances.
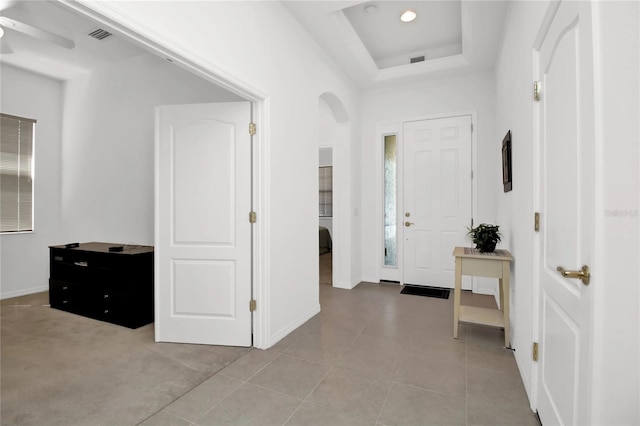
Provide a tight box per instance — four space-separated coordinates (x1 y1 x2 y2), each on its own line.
50 242 154 255
452 246 512 260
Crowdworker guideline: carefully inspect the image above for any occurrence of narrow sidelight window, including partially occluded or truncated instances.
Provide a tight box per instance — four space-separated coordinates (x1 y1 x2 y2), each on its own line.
384 135 397 267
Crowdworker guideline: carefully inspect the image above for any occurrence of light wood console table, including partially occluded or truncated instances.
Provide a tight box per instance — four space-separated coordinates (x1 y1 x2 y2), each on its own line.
452 246 513 348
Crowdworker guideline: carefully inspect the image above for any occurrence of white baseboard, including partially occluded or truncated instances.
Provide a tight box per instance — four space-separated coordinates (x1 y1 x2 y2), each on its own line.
360 275 379 284
333 281 356 289
1 285 48 301
265 303 321 349
513 337 536 411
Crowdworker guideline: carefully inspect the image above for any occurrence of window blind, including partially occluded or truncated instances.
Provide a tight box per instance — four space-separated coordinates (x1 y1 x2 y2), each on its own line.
319 166 332 217
1 114 36 233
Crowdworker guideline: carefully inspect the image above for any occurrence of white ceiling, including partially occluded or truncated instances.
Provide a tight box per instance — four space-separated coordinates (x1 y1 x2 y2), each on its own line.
0 1 508 89
0 0 146 81
282 1 509 88
343 1 462 69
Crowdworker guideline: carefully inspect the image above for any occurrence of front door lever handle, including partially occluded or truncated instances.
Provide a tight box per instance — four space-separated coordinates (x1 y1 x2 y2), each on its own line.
556 265 590 285
405 221 414 227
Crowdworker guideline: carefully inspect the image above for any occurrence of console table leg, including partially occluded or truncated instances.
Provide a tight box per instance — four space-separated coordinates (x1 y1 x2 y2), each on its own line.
502 261 511 348
453 257 462 339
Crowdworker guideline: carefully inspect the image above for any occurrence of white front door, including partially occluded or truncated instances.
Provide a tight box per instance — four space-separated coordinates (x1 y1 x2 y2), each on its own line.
403 115 472 289
155 102 252 347
535 1 595 424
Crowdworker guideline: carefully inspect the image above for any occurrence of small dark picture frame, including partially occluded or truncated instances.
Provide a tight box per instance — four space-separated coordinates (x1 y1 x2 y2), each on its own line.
502 130 512 192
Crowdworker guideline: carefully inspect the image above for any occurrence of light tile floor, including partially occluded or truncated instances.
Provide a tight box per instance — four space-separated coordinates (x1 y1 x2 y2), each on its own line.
0 291 250 426
142 283 539 426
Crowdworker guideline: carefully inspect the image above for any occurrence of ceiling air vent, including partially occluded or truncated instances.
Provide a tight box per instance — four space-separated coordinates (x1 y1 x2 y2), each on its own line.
410 55 425 64
88 28 113 41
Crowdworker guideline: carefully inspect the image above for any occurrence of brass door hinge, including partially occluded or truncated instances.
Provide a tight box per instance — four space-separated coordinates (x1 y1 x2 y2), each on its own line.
534 212 540 232
533 342 539 361
249 299 257 312
249 211 257 223
249 123 256 136
533 81 541 101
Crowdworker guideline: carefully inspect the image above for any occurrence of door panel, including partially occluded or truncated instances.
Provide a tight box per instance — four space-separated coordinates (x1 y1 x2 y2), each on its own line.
172 260 235 316
156 102 252 347
542 294 579 425
536 1 594 424
403 115 472 288
173 119 236 245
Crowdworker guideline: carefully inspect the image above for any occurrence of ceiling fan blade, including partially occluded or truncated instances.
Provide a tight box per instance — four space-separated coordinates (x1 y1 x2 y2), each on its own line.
0 16 75 49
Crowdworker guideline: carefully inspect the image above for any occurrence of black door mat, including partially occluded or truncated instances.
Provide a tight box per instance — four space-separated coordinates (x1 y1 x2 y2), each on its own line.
400 285 450 299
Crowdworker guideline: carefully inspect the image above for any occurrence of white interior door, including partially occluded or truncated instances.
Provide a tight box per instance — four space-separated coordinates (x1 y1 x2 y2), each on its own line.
155 101 252 347
403 115 472 289
535 1 595 424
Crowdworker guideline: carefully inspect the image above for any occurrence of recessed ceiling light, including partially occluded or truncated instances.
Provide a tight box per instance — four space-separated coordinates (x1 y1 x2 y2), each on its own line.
400 9 417 23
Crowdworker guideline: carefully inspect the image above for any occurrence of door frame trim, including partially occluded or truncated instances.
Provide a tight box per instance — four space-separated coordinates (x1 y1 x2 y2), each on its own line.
531 0 565 411
60 1 271 348
374 111 478 287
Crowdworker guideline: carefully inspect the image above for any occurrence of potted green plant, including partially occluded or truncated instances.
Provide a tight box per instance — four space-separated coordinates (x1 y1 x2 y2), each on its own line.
467 223 502 253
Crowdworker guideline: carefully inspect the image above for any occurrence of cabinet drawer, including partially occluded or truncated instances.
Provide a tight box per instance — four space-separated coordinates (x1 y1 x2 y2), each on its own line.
49 279 78 312
50 251 92 281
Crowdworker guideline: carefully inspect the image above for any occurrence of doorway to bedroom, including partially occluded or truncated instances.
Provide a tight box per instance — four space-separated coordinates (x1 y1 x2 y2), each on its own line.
319 147 333 286
318 91 351 290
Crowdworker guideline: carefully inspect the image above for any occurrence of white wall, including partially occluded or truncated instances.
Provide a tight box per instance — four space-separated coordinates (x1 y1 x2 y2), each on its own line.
76 1 361 347
360 71 498 283
494 0 549 402
0 65 64 299
590 1 639 423
495 1 640 423
60 53 241 244
0 53 241 300
318 147 332 167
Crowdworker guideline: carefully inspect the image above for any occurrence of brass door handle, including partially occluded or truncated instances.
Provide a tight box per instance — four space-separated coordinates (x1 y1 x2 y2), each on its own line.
556 265 590 285
405 221 414 227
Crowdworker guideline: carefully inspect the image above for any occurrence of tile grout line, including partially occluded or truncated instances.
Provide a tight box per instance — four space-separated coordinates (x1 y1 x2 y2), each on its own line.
364 292 403 426
241 324 344 425
196 312 340 425
280 400 306 426
190 350 287 423
375 314 419 425
281 364 338 426
163 374 241 423
395 381 469 401
135 348 251 425
193 294 388 425
374 378 396 425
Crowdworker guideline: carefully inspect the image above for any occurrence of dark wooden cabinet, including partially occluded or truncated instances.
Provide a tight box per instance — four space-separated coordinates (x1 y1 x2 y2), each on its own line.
49 242 154 329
